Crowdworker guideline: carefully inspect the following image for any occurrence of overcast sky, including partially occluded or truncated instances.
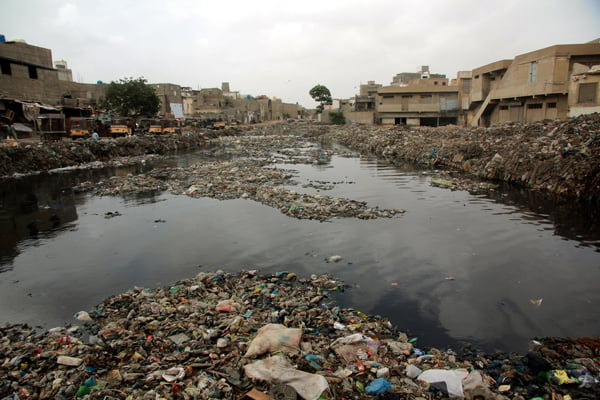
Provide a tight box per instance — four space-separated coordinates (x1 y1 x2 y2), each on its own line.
2 0 599 108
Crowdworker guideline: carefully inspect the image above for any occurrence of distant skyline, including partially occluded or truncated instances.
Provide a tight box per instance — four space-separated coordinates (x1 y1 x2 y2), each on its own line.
2 0 599 108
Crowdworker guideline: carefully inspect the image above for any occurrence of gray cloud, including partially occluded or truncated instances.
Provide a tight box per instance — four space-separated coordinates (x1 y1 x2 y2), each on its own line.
2 0 599 107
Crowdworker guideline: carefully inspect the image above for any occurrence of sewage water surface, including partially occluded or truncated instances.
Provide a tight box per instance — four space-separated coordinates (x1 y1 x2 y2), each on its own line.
0 149 598 354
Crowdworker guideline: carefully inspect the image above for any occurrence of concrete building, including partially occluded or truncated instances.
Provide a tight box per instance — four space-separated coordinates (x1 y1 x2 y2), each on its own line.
148 83 183 118
569 64 600 117
391 66 446 86
376 70 459 126
1 39 304 126
354 80 381 111
469 42 600 126
0 40 105 108
54 60 73 81
455 71 472 125
1 39 65 104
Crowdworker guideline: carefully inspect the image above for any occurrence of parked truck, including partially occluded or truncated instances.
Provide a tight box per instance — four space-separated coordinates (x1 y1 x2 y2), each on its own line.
66 117 93 139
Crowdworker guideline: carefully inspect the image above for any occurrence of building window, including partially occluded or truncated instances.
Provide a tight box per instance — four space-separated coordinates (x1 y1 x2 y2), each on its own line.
434 81 438 85
401 95 413 98
527 103 543 109
382 95 394 99
500 105 509 110
420 94 432 98
28 66 38 79
0 60 11 75
474 75 479 79
547 102 557 108
442 82 446 85
529 62 537 83
578 82 597 103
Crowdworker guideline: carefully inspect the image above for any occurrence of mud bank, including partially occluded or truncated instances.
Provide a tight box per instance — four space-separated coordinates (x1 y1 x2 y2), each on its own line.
322 114 600 202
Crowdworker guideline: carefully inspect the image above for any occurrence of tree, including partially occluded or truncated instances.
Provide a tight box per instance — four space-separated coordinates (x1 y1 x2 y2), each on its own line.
309 84 332 113
100 77 160 117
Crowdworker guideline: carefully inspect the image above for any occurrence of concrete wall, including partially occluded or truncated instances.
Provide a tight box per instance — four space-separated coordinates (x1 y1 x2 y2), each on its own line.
345 111 374 124
478 45 600 101
0 42 53 67
568 70 600 117
468 44 600 126
149 83 183 116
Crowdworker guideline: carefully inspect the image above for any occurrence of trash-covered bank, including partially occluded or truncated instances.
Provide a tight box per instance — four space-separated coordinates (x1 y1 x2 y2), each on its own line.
1 115 599 202
323 114 600 202
0 129 238 178
1 270 598 400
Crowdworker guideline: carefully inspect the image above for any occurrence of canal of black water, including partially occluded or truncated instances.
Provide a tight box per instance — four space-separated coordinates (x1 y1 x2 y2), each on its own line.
0 147 598 354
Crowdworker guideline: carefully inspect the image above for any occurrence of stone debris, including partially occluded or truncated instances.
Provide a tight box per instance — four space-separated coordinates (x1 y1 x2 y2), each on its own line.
1 270 598 400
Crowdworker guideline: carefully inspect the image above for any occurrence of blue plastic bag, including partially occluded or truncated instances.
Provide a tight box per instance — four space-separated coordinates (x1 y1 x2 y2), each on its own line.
365 378 392 395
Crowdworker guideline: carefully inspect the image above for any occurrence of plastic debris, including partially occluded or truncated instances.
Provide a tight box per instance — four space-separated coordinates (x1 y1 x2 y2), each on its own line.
244 324 302 358
0 270 598 400
243 355 328 400
417 368 469 398
365 377 392 395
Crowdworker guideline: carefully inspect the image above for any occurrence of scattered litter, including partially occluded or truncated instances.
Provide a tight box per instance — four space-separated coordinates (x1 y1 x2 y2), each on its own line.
0 270 598 399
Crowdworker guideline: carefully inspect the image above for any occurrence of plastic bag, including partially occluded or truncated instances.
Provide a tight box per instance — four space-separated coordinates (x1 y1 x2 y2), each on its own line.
365 378 392 395
244 355 328 400
417 368 469 398
215 299 242 312
244 323 302 357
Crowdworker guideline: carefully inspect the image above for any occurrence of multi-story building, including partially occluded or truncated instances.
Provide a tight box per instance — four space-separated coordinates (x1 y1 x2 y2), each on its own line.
1 39 69 104
469 41 600 126
376 69 459 126
391 66 446 86
0 39 302 126
148 83 183 118
54 60 73 82
354 80 381 112
569 64 600 117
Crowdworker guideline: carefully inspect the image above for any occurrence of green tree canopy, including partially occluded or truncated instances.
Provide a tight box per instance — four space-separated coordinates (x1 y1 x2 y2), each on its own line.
309 84 332 113
100 77 160 117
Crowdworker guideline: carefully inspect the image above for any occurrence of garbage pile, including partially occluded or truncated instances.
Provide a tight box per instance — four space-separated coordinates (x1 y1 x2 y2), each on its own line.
0 131 230 178
1 270 598 400
325 114 600 201
75 159 405 221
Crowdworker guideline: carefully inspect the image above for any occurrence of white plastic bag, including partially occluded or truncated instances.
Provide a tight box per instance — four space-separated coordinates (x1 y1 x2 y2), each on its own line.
244 355 328 400
244 323 302 357
417 368 469 398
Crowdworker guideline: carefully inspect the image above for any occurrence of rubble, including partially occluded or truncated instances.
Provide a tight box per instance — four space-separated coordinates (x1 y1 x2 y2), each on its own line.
1 270 598 399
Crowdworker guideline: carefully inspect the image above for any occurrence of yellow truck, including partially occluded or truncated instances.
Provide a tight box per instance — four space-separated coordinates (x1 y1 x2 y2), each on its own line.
139 118 180 134
110 118 133 137
67 117 93 139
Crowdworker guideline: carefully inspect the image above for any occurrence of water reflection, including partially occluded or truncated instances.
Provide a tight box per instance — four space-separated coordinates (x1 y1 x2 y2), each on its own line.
0 177 78 269
0 149 598 353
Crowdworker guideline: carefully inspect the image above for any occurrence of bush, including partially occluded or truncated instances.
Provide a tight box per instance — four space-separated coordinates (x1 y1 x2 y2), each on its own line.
330 111 346 125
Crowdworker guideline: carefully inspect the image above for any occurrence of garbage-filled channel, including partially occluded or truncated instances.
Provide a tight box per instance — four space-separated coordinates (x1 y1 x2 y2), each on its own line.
0 143 599 360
